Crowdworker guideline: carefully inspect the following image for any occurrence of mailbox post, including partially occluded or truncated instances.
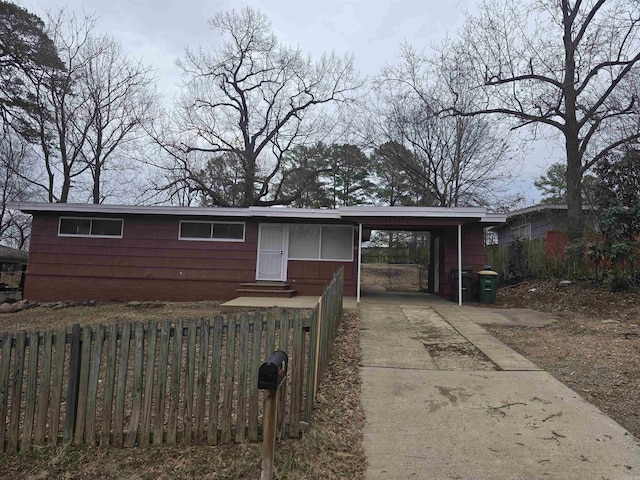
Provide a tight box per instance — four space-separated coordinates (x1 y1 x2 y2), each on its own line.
258 351 288 480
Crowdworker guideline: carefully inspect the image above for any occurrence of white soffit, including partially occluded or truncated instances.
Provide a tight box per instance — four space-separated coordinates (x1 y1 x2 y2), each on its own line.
339 206 488 218
248 206 341 219
481 213 508 223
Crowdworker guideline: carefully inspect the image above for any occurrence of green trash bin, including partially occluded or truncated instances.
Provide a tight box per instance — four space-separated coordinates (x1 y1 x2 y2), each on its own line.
478 270 499 304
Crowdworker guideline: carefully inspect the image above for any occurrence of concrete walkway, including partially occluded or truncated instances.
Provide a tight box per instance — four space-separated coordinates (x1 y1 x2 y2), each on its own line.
359 296 640 480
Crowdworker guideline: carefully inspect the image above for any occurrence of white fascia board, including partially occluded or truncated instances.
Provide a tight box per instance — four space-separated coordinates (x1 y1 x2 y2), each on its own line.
248 206 341 220
10 202 503 223
506 204 567 218
8 202 251 217
9 202 343 221
338 206 488 218
480 213 508 224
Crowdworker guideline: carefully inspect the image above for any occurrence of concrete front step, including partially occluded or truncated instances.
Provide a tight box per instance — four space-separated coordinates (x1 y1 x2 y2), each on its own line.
236 288 297 298
238 282 293 291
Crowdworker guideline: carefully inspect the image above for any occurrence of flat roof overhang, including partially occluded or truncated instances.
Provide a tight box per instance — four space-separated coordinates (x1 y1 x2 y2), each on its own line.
340 207 506 230
9 202 506 226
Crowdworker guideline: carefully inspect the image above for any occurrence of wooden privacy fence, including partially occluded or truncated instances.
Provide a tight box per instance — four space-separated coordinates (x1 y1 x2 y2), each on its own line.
0 268 345 454
486 239 549 282
313 267 343 394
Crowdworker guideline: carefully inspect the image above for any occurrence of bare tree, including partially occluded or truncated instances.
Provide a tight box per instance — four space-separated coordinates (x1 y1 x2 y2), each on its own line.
452 0 640 239
29 11 95 203
163 7 363 207
77 35 156 204
26 11 156 204
375 44 513 207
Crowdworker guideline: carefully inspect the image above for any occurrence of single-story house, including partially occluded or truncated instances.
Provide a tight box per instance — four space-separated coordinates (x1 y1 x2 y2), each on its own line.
10 203 505 304
492 204 595 245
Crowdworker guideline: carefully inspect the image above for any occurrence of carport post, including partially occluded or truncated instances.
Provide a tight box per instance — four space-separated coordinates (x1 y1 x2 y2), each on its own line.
458 224 462 306
357 223 363 303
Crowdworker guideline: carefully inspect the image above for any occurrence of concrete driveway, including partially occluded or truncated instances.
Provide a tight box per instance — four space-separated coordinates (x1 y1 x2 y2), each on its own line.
359 294 640 480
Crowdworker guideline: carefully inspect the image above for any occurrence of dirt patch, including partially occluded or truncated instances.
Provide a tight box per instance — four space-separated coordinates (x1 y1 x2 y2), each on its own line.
361 263 425 292
0 310 366 479
0 301 222 334
488 279 640 440
423 342 498 371
495 279 640 321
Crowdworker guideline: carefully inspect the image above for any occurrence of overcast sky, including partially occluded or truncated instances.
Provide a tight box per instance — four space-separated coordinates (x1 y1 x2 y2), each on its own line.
23 0 548 202
25 0 474 93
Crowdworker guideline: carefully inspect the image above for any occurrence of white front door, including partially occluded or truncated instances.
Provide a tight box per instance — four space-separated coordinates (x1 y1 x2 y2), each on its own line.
256 224 288 281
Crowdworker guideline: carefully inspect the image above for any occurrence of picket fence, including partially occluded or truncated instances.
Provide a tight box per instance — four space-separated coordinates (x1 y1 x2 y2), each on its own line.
0 268 344 454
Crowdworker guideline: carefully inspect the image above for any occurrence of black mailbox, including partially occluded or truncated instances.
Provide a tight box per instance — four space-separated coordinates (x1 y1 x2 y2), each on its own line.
258 350 288 390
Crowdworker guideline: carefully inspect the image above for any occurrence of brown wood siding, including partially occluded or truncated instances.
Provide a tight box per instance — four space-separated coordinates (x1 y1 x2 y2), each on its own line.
25 214 357 301
25 214 260 302
24 276 241 302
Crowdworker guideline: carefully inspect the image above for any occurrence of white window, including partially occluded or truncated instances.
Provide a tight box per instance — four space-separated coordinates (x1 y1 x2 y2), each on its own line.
321 225 353 260
288 224 353 261
511 223 531 241
58 217 123 238
179 220 245 242
288 225 320 258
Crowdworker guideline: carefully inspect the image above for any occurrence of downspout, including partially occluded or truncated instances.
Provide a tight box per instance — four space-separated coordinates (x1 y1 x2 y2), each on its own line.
357 223 363 303
458 223 462 307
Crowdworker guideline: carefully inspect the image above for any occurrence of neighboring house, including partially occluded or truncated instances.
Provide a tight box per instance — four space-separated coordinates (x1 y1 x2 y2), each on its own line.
492 204 594 245
10 203 505 303
0 245 28 301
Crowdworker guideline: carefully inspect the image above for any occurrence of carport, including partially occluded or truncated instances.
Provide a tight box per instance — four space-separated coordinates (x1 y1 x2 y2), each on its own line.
339 207 506 305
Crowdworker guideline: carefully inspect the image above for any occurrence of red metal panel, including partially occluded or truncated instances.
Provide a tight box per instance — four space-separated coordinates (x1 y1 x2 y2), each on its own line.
437 225 486 301
25 213 260 301
27 252 257 269
24 276 241 302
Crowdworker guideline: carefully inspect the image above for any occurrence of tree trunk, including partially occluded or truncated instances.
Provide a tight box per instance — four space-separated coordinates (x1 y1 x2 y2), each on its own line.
565 141 584 242
562 1 584 242
242 153 256 207
92 128 103 204
60 167 71 203
92 162 101 204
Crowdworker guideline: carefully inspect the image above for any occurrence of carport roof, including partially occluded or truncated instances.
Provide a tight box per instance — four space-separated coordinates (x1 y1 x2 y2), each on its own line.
339 206 505 228
9 202 506 226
